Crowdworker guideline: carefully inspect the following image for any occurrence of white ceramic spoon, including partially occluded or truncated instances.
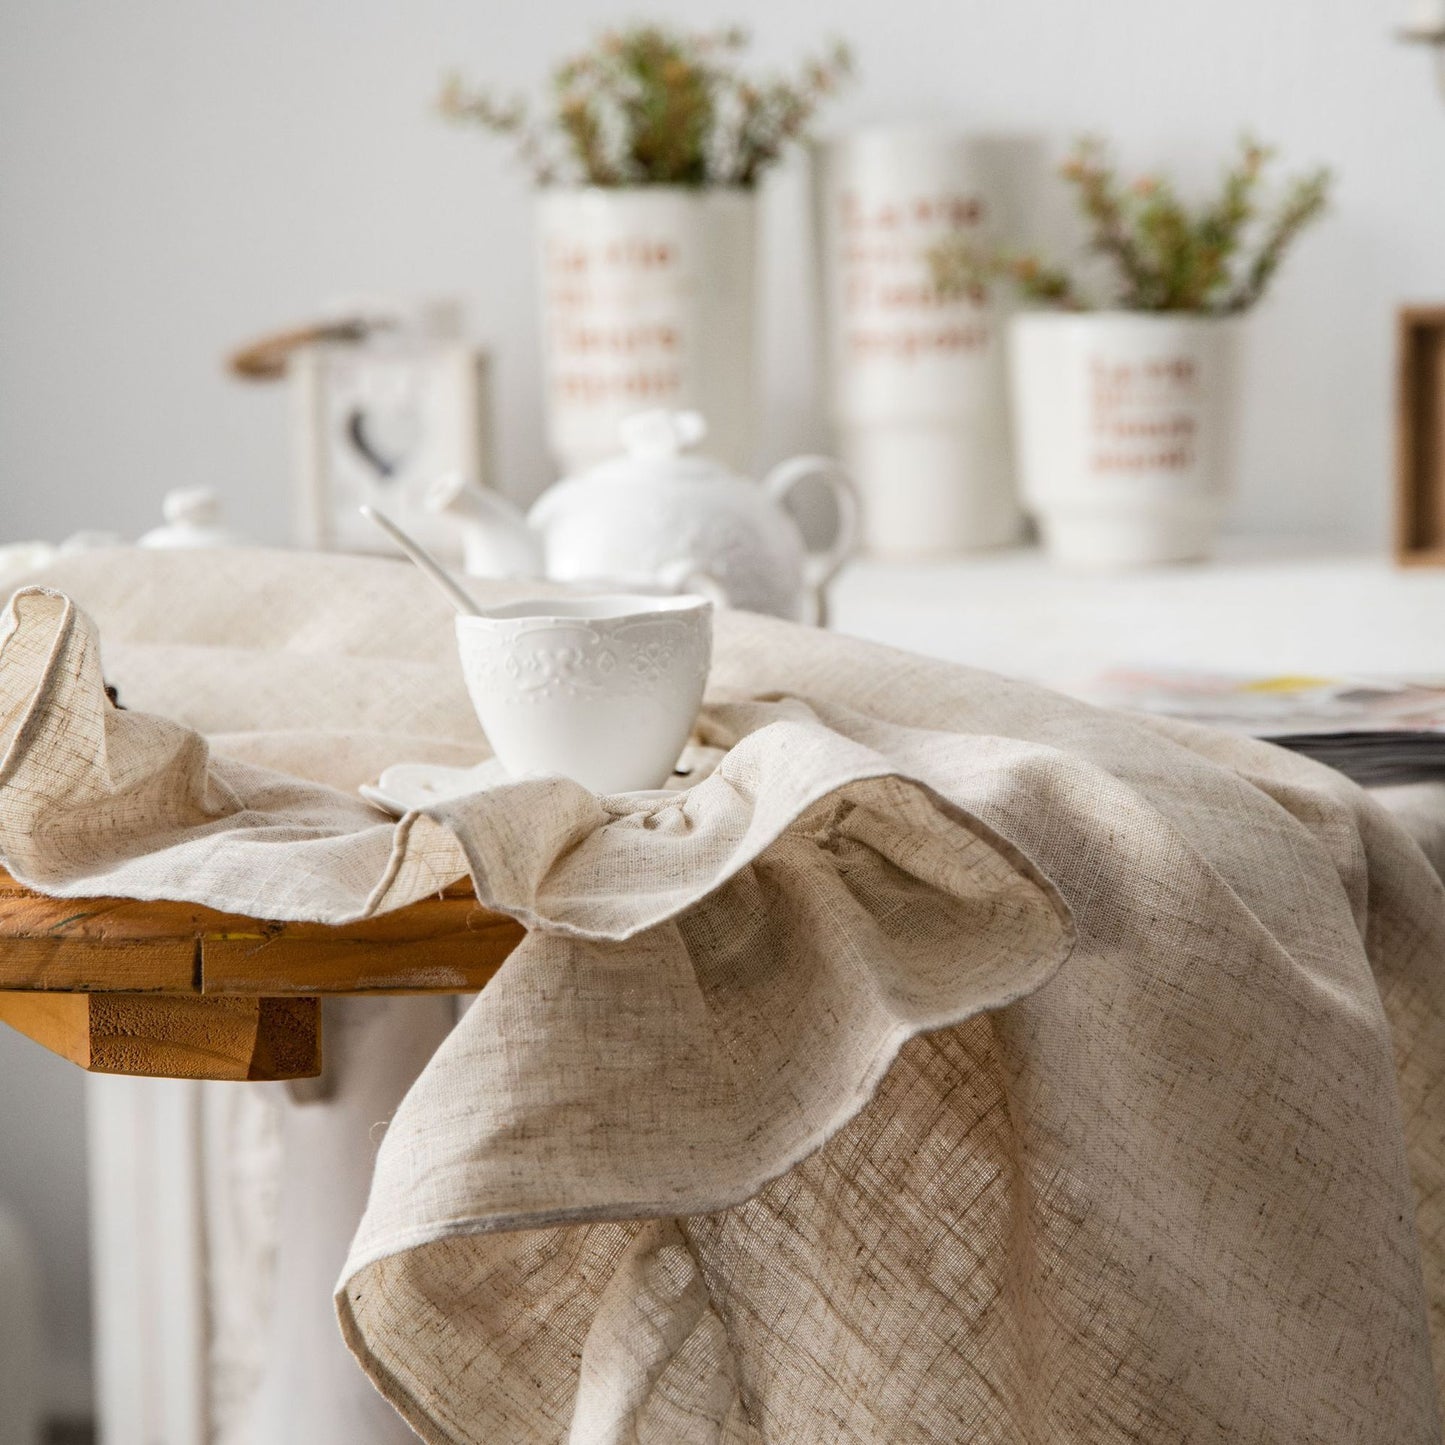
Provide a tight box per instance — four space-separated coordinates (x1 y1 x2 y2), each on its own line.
359 504 483 617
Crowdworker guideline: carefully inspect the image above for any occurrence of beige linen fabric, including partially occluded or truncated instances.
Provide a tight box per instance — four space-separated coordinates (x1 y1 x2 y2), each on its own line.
1 548 1443 1442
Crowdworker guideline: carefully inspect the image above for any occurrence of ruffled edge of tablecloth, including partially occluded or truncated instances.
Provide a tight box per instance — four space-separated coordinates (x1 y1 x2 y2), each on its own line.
336 757 1077 1265
334 759 1077 1444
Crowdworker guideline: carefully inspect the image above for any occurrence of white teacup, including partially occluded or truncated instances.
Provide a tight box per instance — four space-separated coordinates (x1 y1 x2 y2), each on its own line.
455 594 713 795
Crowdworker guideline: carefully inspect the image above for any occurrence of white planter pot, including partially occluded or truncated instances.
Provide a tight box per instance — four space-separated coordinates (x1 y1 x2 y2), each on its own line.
1008 312 1239 567
816 126 1029 557
537 188 757 475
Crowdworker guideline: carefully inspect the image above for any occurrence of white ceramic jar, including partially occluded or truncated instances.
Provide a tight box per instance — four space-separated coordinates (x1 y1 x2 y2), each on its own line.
1008 312 1239 567
816 126 1030 557
537 188 757 475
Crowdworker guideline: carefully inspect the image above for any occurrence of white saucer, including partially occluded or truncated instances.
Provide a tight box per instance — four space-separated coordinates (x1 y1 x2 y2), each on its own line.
359 746 723 817
360 759 506 816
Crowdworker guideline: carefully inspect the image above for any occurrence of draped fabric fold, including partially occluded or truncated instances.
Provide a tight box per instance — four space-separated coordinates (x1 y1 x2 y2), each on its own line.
1 549 1442 1442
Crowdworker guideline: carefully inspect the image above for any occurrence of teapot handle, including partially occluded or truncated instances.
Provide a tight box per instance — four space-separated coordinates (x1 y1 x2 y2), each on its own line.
655 558 730 608
763 456 860 627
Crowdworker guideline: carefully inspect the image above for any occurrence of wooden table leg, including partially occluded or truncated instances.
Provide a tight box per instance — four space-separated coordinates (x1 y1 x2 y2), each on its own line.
0 992 322 1080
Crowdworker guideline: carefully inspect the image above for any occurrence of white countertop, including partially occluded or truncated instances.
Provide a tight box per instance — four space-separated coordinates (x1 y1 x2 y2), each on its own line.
829 539 1445 687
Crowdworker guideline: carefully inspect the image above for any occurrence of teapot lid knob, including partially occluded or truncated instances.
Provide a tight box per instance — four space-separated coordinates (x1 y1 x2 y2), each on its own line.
618 409 707 461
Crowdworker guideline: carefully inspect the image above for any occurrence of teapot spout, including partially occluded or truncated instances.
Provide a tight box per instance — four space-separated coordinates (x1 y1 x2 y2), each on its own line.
424 473 544 579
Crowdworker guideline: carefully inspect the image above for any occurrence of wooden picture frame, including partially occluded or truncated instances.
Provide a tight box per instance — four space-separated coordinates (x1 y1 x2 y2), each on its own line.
1396 305 1445 566
291 341 493 561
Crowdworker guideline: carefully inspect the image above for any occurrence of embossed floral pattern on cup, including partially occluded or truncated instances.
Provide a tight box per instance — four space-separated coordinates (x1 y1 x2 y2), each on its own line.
466 616 703 703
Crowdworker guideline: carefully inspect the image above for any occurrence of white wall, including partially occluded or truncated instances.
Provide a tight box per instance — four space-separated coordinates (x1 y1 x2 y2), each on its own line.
0 0 1442 1419
2 0 1443 551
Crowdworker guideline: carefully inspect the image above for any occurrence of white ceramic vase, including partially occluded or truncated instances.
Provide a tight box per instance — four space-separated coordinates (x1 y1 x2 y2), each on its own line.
537 188 758 476
1008 312 1240 568
816 126 1028 557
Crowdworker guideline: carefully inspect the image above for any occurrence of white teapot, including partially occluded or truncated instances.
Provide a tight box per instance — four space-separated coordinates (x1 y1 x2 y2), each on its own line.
425 410 859 623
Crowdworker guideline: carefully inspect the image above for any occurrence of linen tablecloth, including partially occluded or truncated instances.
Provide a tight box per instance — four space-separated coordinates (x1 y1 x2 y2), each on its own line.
2 547 1443 1443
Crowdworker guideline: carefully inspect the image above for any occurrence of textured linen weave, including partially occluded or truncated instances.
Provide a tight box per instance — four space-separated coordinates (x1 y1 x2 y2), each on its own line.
1 547 1442 1443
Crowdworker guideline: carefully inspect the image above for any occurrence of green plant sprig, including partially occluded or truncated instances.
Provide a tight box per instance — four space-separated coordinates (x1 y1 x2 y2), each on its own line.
930 136 1331 316
931 245 1086 310
440 25 853 189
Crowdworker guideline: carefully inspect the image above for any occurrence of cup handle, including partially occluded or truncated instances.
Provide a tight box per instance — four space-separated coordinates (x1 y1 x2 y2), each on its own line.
763 456 860 627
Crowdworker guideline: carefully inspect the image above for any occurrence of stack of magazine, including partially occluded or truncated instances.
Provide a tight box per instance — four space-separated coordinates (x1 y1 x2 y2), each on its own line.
1081 670 1445 787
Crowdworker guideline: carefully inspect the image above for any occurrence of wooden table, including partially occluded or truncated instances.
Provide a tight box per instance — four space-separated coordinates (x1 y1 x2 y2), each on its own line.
0 869 523 1080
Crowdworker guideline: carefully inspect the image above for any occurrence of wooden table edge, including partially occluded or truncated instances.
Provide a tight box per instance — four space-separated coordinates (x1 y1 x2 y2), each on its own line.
0 868 525 1080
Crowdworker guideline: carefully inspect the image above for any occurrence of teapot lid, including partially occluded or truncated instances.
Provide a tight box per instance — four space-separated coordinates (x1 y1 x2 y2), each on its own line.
137 486 248 549
573 410 735 487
